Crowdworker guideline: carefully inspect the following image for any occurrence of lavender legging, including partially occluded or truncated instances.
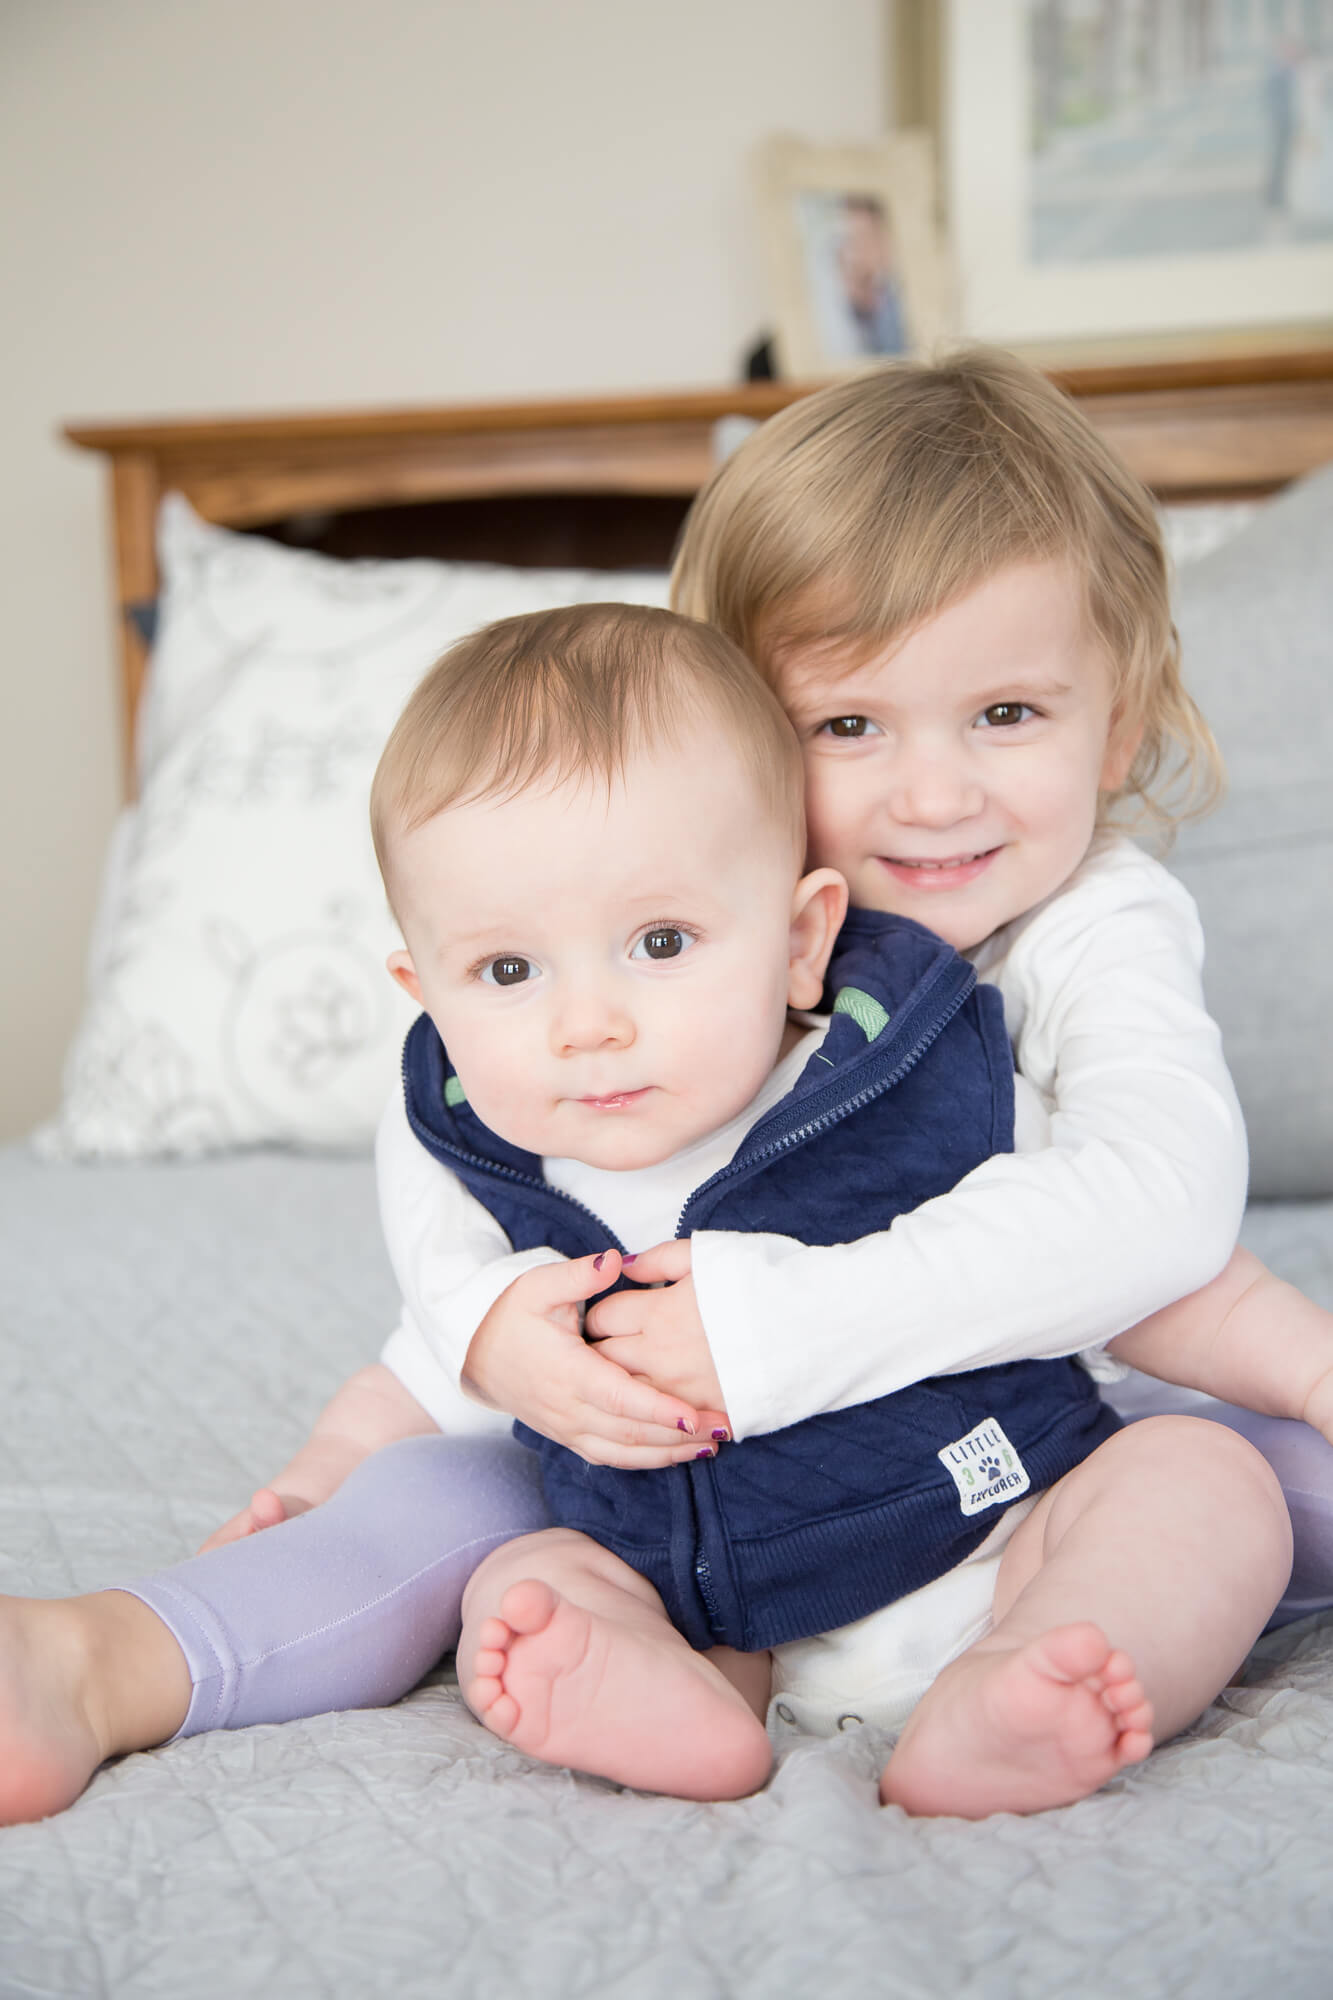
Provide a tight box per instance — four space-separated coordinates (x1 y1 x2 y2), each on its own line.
120 1394 1333 1741
122 1434 551 1738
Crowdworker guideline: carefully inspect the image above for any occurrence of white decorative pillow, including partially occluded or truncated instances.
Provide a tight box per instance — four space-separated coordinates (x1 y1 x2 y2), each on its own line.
1167 464 1333 1199
39 497 670 1159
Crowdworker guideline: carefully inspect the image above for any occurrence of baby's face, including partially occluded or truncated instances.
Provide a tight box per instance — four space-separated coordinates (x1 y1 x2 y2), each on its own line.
778 559 1138 954
388 723 838 1171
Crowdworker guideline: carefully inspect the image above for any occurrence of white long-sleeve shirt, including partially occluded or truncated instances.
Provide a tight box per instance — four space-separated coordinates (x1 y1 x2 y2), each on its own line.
379 836 1247 1440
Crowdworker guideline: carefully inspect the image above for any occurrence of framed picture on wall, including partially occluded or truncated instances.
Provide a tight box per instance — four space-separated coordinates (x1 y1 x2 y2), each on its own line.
754 133 955 377
893 0 1333 352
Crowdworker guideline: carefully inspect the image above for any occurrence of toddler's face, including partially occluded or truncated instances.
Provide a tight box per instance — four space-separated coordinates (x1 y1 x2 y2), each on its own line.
387 722 842 1171
778 560 1137 954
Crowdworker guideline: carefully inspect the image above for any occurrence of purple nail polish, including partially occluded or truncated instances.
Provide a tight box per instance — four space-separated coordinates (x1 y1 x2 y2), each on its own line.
593 1252 606 1272
712 1429 730 1443
677 1418 696 1435
621 1252 638 1265
695 1447 716 1461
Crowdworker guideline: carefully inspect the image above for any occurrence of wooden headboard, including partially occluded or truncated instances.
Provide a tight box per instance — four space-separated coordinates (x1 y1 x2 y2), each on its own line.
64 349 1333 795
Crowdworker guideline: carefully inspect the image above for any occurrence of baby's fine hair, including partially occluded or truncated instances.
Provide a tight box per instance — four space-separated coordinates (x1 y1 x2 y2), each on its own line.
672 346 1222 838
370 601 806 898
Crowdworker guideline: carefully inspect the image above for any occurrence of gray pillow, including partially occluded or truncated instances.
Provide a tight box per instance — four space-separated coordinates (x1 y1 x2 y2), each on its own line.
1168 463 1333 1200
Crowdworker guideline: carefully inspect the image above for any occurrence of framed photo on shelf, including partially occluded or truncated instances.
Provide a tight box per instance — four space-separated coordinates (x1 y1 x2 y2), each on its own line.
754 132 954 378
892 0 1333 354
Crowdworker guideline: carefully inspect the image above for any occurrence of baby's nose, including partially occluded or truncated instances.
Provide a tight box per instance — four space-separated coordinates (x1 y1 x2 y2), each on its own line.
551 985 635 1054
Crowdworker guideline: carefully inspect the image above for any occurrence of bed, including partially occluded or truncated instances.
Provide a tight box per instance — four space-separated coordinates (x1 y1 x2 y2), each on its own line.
2 351 1333 1997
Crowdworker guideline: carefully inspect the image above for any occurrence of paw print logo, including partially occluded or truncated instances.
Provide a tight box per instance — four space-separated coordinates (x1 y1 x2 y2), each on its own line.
980 1457 1004 1483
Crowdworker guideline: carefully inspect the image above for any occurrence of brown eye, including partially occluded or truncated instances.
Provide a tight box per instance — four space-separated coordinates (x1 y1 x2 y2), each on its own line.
980 702 1032 728
483 956 532 987
632 927 688 961
824 716 870 738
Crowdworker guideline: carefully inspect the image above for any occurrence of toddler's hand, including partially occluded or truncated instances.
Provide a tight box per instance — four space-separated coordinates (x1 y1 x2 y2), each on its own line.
463 1250 730 1466
197 1487 312 1555
583 1239 727 1412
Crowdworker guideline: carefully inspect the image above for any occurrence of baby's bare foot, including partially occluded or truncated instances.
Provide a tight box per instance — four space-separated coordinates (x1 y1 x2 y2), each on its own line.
0 1599 110 1825
880 1622 1153 1819
465 1577 771 1800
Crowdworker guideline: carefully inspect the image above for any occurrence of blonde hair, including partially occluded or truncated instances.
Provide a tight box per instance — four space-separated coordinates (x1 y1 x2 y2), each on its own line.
370 601 805 900
673 346 1223 840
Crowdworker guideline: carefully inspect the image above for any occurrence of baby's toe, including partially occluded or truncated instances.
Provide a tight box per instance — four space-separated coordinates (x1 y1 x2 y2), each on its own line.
1118 1697 1155 1738
499 1579 560 1635
483 1689 520 1738
1101 1676 1144 1714
1118 1725 1154 1766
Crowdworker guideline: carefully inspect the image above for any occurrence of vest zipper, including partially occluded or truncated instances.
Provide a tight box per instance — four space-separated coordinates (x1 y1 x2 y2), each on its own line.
679 958 975 1649
674 961 976 1237
694 1548 723 1635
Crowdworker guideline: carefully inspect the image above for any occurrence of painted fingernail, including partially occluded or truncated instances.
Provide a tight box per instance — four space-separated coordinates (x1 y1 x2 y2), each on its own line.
593 1252 607 1271
677 1418 696 1435
711 1429 730 1443
621 1252 638 1265
695 1447 716 1461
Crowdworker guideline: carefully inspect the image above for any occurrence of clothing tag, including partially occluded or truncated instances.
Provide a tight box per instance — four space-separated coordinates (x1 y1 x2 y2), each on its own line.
938 1418 1031 1516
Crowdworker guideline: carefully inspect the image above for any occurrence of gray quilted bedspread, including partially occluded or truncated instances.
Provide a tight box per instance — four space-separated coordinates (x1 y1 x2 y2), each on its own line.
2 1144 1332 1999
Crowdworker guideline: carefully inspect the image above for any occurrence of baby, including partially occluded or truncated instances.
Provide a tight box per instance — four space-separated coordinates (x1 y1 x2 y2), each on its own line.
372 599 1287 1815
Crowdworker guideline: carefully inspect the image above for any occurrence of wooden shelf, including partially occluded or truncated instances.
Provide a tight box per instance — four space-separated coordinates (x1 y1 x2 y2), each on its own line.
64 349 1333 797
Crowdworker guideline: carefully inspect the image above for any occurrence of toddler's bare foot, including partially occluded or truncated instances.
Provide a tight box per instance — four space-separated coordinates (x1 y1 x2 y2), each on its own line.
465 1578 771 1800
0 1589 191 1826
0 1599 113 1824
880 1622 1153 1819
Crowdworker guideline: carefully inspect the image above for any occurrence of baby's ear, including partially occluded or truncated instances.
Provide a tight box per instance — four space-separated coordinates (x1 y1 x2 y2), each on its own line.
787 869 848 1011
387 951 423 1005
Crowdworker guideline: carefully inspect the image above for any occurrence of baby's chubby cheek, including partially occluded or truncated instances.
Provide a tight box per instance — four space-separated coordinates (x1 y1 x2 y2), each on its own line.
433 1027 538 1148
461 1072 540 1148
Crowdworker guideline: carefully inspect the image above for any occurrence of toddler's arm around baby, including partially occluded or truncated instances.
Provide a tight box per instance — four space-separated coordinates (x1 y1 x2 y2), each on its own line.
677 845 1250 1436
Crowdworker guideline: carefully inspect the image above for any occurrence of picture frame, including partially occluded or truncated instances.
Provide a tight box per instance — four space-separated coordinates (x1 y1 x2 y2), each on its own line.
754 132 955 378
891 0 1333 355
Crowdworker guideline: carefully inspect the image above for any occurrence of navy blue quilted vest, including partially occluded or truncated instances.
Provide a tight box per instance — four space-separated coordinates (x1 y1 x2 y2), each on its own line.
402 908 1119 1652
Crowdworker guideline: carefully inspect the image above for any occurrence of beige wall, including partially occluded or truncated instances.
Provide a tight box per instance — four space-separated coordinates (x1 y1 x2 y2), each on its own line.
0 0 885 1141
